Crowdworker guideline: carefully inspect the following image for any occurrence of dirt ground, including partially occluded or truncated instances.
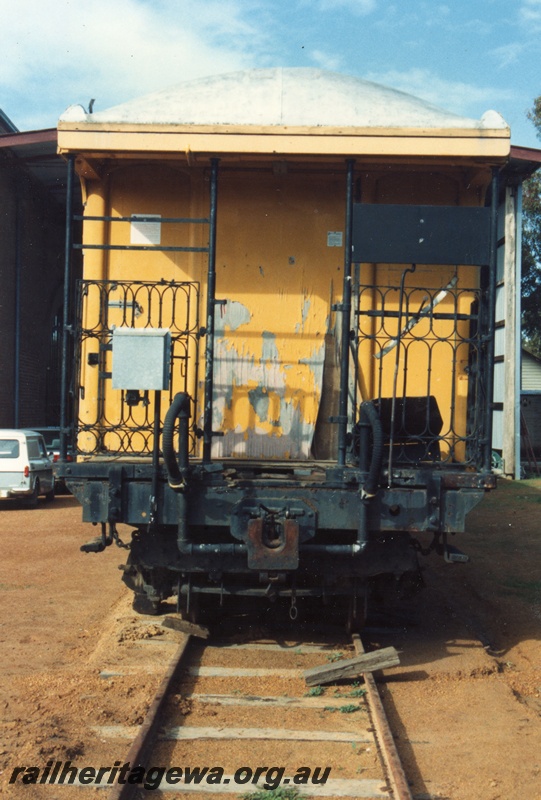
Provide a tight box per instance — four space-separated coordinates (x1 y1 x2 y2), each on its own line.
368 477 541 800
0 481 540 800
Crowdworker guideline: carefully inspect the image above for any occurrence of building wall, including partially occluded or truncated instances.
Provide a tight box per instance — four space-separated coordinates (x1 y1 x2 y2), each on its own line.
0 164 17 423
521 395 541 456
0 154 65 428
520 351 541 456
522 350 541 391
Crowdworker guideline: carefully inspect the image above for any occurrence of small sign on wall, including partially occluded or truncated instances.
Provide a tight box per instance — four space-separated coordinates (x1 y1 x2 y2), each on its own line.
130 214 162 245
327 231 343 247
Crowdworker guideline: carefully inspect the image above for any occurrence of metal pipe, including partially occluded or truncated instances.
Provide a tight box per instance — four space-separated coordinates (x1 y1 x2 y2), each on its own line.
359 400 383 498
337 159 355 466
357 501 368 548
483 167 499 472
514 183 523 480
177 494 189 547
388 264 416 485
162 392 192 548
177 583 354 598
176 542 363 557
162 392 191 488
357 400 383 547
60 155 75 462
149 390 161 526
203 158 219 463
168 541 368 576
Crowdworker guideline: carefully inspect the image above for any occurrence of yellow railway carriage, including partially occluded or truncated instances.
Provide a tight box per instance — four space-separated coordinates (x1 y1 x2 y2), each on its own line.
57 69 509 624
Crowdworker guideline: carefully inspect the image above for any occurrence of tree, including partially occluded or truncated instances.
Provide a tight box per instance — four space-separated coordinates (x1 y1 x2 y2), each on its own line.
522 98 541 354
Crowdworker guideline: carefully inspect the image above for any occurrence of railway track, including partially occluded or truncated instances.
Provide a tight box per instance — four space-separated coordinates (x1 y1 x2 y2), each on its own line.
81 612 414 800
6 575 516 800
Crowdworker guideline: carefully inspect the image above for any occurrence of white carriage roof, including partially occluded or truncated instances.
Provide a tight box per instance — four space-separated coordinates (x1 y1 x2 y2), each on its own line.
59 67 507 131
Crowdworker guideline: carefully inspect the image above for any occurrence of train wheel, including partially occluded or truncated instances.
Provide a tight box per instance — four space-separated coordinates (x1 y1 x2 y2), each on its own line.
176 588 200 623
132 592 161 616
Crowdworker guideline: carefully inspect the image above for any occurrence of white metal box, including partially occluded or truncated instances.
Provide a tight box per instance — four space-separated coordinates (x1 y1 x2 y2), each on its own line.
112 328 171 390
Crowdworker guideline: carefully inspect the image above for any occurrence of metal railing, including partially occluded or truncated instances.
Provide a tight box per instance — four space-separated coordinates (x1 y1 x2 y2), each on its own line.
73 279 200 456
355 267 486 467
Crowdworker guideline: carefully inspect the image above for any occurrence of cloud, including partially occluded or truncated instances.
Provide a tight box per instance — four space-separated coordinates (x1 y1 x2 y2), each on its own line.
372 4 493 36
490 42 528 69
0 0 261 128
363 68 515 119
310 49 344 71
520 0 541 31
307 0 376 14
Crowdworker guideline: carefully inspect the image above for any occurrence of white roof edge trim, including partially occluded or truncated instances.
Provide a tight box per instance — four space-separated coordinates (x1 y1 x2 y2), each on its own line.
480 110 508 129
61 104 87 122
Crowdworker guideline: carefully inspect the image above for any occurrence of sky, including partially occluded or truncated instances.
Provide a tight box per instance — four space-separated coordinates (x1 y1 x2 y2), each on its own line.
1 0 540 148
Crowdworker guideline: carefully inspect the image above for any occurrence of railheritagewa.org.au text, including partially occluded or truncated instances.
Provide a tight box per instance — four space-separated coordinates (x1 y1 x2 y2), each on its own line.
9 761 332 791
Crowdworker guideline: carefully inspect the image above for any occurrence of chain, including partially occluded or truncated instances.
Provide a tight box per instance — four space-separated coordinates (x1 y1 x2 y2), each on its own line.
111 522 131 550
411 533 440 557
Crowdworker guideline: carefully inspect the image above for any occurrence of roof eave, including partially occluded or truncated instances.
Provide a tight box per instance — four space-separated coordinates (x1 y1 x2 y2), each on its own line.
57 122 511 161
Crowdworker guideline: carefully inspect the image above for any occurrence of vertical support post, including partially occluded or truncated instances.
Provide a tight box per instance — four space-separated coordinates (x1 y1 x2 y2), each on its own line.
203 158 219 463
13 192 21 428
502 183 518 478
483 166 499 472
337 159 355 466
514 183 523 480
149 390 161 526
59 155 75 462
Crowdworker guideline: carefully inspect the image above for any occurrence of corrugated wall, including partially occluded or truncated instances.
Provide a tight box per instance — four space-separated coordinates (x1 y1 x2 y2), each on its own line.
522 352 541 391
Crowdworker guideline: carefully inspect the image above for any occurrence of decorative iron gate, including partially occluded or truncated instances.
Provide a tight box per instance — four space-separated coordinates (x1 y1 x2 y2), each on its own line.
73 279 200 456
355 265 485 468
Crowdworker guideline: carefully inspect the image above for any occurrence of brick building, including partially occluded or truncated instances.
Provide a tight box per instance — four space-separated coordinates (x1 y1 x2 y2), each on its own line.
0 113 73 427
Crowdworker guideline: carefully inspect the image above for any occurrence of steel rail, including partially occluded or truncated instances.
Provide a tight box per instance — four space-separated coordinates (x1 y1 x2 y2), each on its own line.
106 625 406 800
352 633 413 800
108 634 192 800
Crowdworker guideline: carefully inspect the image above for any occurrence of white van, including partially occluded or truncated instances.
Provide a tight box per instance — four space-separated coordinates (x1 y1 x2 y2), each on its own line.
0 430 55 506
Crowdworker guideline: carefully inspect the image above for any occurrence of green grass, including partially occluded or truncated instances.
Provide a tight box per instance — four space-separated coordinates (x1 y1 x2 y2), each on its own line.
241 788 304 800
0 582 32 591
502 577 541 601
323 703 364 713
516 478 541 491
333 680 366 698
326 651 344 662
305 686 325 697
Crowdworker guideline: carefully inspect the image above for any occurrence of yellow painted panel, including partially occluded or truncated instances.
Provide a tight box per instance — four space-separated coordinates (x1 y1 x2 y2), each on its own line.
210 170 344 458
75 158 493 463
59 127 511 160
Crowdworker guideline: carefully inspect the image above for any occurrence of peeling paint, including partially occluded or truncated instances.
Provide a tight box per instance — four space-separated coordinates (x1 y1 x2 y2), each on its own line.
215 300 251 334
301 297 311 328
248 386 269 423
295 297 312 335
205 171 344 459
212 330 325 458
261 331 280 363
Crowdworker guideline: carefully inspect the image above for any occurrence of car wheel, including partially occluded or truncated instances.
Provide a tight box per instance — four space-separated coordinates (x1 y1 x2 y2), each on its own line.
25 480 39 509
45 483 55 502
